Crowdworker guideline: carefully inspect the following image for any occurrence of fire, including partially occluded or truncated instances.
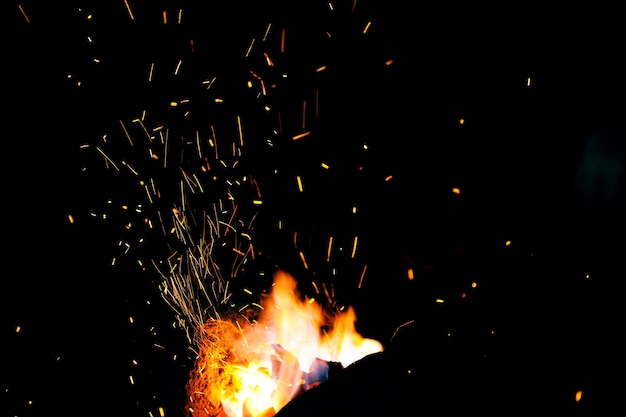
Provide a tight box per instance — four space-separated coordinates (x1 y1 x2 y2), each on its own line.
185 270 383 417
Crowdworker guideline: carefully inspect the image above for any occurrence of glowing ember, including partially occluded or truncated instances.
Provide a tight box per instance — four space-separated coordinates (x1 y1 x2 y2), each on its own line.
185 270 383 417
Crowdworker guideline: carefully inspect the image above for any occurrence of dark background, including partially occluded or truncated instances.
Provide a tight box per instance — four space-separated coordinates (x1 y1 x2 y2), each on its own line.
6 1 625 416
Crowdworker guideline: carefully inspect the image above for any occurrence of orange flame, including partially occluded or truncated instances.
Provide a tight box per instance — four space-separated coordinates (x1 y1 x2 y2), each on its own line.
185 270 383 417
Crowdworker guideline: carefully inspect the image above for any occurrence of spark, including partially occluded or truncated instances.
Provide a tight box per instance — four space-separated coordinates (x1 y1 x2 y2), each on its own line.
299 251 309 269
357 264 367 289
17 4 30 23
575 390 583 402
174 59 183 76
122 0 135 20
296 176 304 192
292 131 310 140
119 120 134 145
350 236 358 258
280 28 286 52
326 237 333 262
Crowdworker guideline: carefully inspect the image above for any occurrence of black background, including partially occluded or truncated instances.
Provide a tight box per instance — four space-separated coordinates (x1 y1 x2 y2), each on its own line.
6 1 626 416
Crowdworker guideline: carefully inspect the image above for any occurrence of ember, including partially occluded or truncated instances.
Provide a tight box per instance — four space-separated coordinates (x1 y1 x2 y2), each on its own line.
185 271 383 417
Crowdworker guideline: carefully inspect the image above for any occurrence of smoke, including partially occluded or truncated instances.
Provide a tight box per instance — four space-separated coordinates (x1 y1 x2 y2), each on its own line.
571 126 626 223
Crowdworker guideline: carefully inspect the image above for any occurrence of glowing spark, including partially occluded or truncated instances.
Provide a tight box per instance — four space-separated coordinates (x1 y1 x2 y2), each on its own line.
315 88 320 119
459 118 465 125
326 237 333 262
299 251 309 269
263 52 274 66
123 0 135 20
260 23 271 42
390 319 415 341
351 236 358 258
363 21 372 34
17 4 30 23
452 187 461 194
245 38 255 58
292 131 310 140
96 147 120 171
575 390 583 402
119 120 134 145
316 65 327 72
15 325 21 333
321 162 330 170
237 116 244 146
357 264 367 289
281 28 286 52
407 268 414 280
384 175 393 182
296 176 304 192
162 10 167 24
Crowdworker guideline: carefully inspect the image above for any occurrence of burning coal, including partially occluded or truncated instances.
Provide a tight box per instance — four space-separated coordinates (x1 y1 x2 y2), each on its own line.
185 270 383 417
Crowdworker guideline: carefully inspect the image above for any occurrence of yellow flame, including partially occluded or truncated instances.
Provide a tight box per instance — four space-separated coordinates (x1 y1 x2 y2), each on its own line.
185 271 382 417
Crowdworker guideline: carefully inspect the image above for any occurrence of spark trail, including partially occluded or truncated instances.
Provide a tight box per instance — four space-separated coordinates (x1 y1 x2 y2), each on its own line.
75 2 390 416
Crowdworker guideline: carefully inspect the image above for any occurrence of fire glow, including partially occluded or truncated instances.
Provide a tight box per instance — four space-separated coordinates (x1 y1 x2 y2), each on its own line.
185 270 383 417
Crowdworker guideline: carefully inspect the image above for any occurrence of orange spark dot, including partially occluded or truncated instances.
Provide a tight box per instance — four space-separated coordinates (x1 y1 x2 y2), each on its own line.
505 240 511 246
68 214 75 224
407 268 414 280
316 65 327 72
15 325 21 333
385 59 394 66
452 187 461 194
459 118 465 125
384 175 393 182
575 390 583 402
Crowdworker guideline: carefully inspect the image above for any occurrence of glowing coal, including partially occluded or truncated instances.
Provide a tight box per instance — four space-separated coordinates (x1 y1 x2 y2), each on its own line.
185 270 383 417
